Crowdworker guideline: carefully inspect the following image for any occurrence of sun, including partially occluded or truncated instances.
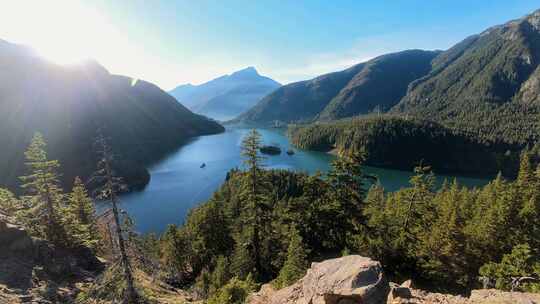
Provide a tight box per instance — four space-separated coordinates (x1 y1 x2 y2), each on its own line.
0 1 114 66
38 42 91 66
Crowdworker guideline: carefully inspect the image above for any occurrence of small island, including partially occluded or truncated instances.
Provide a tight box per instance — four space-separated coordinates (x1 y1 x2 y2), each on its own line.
286 149 295 155
260 145 281 155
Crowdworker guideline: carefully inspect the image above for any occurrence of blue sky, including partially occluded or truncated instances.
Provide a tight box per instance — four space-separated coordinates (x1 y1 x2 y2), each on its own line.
1 1 539 89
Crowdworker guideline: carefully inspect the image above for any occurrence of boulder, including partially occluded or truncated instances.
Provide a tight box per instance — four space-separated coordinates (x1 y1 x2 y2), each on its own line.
0 218 34 255
387 280 413 304
249 255 389 304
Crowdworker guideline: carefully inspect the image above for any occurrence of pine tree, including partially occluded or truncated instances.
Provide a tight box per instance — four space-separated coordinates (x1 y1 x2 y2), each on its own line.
516 155 540 248
417 180 469 286
207 274 257 304
480 244 540 292
0 188 20 216
274 229 308 289
92 134 138 303
209 255 232 294
238 129 270 281
231 228 257 280
66 176 99 250
19 132 66 243
401 165 435 241
325 151 370 249
161 224 190 282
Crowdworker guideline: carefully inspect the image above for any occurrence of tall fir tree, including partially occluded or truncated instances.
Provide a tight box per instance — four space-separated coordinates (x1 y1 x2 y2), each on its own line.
325 151 370 249
19 132 66 243
237 129 271 281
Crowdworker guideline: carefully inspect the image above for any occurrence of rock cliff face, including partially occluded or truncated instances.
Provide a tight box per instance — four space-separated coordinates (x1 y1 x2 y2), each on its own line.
248 255 540 304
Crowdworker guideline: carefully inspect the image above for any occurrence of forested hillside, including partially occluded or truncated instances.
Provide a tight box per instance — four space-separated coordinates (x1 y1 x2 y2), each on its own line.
393 9 540 145
288 116 523 177
1 129 539 303
241 9 540 149
285 10 540 178
0 39 224 191
317 50 439 121
236 50 438 124
236 63 365 123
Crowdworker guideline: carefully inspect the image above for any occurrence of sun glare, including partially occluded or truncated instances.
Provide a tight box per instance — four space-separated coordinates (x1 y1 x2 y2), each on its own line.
0 1 120 66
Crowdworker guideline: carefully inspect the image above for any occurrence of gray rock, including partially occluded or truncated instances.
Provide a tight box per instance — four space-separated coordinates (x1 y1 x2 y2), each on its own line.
249 255 389 304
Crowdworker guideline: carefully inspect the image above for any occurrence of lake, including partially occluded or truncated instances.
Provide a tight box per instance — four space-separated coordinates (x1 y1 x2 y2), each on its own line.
109 126 489 234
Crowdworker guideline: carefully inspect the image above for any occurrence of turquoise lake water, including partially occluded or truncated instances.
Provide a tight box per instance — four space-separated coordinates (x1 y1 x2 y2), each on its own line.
107 127 489 234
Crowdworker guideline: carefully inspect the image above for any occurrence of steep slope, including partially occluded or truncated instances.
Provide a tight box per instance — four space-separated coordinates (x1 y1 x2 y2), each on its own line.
237 50 439 124
317 50 439 121
236 64 365 123
169 67 280 120
0 39 224 191
393 9 540 145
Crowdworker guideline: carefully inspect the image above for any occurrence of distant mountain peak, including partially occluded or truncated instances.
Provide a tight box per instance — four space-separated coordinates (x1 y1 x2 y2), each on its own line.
231 66 259 77
173 83 194 89
169 66 280 120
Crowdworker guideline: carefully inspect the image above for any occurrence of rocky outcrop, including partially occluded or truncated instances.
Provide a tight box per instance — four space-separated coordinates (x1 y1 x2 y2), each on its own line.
468 289 540 304
0 215 103 303
249 254 540 304
0 213 33 254
386 282 540 304
386 281 468 304
249 255 389 304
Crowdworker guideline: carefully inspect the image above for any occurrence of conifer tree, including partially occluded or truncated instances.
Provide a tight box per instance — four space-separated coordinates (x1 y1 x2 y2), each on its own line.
418 180 468 285
325 152 370 248
161 224 190 281
66 176 99 250
19 132 66 243
401 165 435 239
206 274 257 304
274 229 308 289
209 255 232 294
363 184 393 260
480 244 540 291
231 228 258 279
92 134 137 303
0 188 20 216
238 129 270 280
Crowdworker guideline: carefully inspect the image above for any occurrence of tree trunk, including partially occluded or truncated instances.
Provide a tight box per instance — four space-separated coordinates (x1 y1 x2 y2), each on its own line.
106 163 137 303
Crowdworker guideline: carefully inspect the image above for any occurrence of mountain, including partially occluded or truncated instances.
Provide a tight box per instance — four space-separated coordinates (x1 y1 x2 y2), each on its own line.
317 50 440 121
0 39 224 191
393 9 540 145
236 50 439 124
236 64 365 124
169 67 281 121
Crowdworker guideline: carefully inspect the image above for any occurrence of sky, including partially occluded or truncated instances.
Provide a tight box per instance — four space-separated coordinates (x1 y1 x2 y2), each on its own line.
0 1 538 90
